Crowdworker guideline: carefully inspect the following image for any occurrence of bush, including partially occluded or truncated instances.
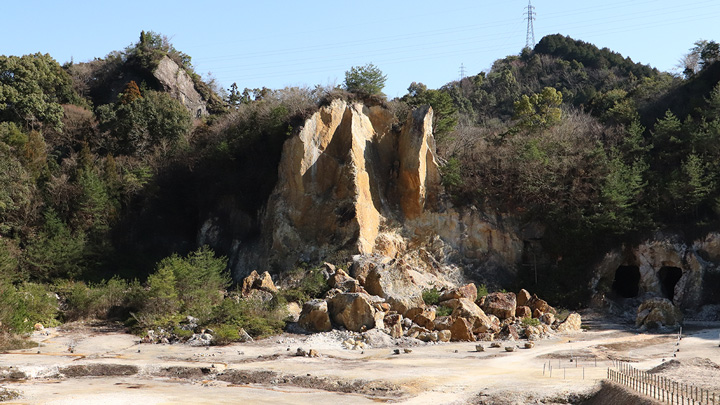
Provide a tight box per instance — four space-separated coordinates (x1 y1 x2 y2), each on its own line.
56 277 139 322
210 324 240 345
521 317 541 327
422 288 441 306
436 305 453 317
209 297 286 339
154 246 230 322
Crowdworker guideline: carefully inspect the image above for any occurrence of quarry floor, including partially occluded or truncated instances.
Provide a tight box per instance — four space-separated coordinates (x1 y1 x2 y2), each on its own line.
2 313 720 404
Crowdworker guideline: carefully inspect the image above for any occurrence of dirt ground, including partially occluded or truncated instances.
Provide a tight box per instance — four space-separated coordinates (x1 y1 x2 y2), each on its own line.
1 312 720 404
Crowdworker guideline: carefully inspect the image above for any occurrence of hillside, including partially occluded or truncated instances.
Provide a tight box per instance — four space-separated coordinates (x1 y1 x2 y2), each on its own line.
1 32 720 344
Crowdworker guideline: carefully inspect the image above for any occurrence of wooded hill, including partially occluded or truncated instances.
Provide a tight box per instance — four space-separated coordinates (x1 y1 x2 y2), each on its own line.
0 32 718 338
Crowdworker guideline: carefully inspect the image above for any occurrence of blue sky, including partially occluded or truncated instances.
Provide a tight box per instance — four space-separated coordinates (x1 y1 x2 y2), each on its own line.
4 1 720 98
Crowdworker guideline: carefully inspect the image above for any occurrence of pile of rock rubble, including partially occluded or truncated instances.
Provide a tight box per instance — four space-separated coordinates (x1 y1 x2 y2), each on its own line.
296 264 582 343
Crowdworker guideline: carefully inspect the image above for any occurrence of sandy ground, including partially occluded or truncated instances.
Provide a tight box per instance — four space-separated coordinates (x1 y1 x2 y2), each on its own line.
2 314 720 404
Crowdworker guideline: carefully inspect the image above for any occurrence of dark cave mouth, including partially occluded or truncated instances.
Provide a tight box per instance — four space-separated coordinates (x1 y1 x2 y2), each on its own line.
612 265 641 298
658 266 682 302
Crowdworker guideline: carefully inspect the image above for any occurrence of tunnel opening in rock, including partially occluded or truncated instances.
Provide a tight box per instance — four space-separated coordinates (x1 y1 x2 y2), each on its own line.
658 266 682 302
612 265 640 298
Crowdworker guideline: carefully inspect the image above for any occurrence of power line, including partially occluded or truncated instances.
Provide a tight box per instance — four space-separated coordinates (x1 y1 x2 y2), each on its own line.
525 0 536 49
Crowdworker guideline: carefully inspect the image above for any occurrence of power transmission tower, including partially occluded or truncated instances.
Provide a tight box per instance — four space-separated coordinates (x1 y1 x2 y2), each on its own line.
525 0 536 49
459 63 466 80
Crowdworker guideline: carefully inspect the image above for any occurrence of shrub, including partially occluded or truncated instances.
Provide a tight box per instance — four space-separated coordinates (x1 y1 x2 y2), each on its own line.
209 297 286 339
56 277 137 322
521 317 541 327
422 288 441 306
477 284 489 298
210 324 240 345
436 305 453 317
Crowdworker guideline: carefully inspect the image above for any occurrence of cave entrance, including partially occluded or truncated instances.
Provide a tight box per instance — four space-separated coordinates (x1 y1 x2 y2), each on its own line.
658 266 682 302
612 265 640 298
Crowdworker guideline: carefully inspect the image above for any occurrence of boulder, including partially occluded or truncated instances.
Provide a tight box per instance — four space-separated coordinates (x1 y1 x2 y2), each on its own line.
439 283 477 302
555 313 582 333
412 308 436 330
498 324 519 341
241 270 261 296
285 302 302 323
298 299 332 333
241 270 278 296
451 298 496 333
437 330 452 342
237 328 253 342
363 264 424 315
450 317 475 341
476 333 495 341
328 293 377 332
527 294 556 315
418 331 439 342
329 268 361 292
540 313 555 325
389 323 404 339
384 313 403 327
516 289 532 307
515 306 532 319
636 298 683 329
481 292 517 320
433 316 453 331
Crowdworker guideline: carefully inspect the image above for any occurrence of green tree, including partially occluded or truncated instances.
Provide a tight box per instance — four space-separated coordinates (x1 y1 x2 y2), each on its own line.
344 63 387 97
0 53 83 131
513 87 563 129
24 210 86 281
402 82 458 139
98 90 192 156
153 246 230 321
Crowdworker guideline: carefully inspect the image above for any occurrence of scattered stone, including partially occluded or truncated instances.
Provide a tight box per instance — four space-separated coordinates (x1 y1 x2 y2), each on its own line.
475 344 485 352
308 349 319 358
490 342 502 348
403 348 412 353
505 346 516 352
33 323 44 331
296 348 307 357
524 342 535 349
393 349 401 355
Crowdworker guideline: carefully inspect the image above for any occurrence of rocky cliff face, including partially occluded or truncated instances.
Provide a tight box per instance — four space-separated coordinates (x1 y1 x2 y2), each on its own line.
153 56 208 117
590 232 720 309
225 99 522 289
